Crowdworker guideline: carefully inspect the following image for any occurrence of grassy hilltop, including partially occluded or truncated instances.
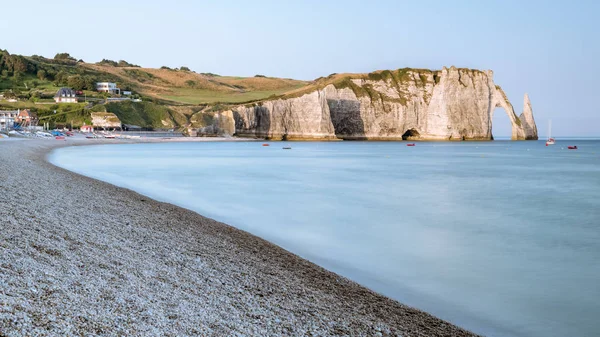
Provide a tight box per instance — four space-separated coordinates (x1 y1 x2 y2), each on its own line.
0 50 307 105
0 49 309 130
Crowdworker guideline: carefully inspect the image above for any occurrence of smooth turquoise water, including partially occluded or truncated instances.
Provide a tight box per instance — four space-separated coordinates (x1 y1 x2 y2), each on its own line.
50 141 600 337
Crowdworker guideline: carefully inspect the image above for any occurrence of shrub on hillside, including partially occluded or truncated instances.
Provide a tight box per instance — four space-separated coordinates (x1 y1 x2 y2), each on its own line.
54 53 76 61
105 101 176 129
97 59 119 67
37 69 47 80
118 60 140 67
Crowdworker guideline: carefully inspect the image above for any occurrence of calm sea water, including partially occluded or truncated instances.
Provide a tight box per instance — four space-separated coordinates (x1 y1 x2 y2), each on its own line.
50 141 600 337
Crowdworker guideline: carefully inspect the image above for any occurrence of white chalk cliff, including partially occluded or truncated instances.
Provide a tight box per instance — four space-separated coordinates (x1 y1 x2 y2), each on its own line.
199 67 537 140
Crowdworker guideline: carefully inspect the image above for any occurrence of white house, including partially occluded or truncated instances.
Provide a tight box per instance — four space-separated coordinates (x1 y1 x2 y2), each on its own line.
96 82 120 95
122 90 132 96
54 88 78 103
0 110 18 129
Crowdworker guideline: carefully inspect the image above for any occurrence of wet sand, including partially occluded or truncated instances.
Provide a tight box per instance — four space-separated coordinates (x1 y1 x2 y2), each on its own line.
0 138 478 336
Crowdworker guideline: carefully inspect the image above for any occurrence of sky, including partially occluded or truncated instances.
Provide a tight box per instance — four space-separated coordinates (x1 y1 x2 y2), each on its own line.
2 0 598 136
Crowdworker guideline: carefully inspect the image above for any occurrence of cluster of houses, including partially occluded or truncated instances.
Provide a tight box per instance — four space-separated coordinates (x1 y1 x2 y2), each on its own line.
0 109 38 129
0 108 138 133
53 82 132 103
1 81 141 132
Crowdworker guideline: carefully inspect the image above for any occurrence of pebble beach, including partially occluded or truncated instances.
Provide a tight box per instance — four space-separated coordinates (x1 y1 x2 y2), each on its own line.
0 138 478 337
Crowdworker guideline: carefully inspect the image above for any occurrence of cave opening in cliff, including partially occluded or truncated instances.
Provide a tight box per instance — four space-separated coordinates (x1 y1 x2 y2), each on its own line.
401 129 420 140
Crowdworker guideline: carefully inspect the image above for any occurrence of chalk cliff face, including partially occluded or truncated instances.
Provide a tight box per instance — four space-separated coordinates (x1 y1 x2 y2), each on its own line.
200 67 537 140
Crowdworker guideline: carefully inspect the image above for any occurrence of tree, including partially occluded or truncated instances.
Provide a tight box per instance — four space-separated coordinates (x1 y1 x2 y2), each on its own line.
84 76 96 90
29 90 40 102
97 59 118 67
54 53 75 61
67 75 86 90
37 69 47 80
12 72 23 85
45 69 57 81
117 60 140 67
9 56 28 73
180 66 191 71
54 71 68 86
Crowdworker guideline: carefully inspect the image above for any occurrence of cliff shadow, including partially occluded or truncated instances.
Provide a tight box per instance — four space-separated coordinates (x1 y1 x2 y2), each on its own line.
232 106 272 139
327 99 366 140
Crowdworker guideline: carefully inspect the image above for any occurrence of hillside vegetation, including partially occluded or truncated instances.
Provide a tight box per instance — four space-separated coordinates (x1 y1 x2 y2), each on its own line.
1 48 450 132
80 63 307 104
0 49 308 105
0 49 310 129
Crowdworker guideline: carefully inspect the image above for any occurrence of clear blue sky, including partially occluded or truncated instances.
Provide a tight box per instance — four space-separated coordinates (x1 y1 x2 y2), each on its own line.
3 0 598 136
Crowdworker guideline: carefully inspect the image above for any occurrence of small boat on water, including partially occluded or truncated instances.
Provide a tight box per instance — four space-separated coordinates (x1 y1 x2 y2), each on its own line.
546 120 555 146
55 136 65 140
568 146 577 150
262 143 270 146
282 147 292 150
406 143 416 146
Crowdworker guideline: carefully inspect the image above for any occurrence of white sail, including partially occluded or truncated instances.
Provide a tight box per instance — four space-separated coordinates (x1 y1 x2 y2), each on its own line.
546 120 555 145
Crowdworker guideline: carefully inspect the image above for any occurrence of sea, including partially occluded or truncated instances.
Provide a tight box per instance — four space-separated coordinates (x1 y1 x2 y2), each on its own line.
49 140 600 337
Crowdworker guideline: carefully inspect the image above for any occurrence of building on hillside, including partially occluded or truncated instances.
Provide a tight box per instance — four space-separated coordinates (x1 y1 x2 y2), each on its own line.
54 88 78 103
16 109 38 126
0 110 18 129
96 82 120 95
81 124 93 133
122 91 132 96
91 112 121 130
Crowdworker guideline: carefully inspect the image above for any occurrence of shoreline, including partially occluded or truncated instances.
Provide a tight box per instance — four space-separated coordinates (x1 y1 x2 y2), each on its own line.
1 138 478 336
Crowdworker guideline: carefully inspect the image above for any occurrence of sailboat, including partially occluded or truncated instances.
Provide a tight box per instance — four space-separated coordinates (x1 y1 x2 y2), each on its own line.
546 120 555 146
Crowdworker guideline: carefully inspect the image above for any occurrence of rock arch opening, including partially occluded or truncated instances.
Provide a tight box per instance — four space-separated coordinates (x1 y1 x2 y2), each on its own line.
491 107 512 140
402 129 420 140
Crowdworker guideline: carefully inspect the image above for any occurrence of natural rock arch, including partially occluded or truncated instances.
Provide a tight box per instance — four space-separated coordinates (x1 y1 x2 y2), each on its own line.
491 87 538 140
